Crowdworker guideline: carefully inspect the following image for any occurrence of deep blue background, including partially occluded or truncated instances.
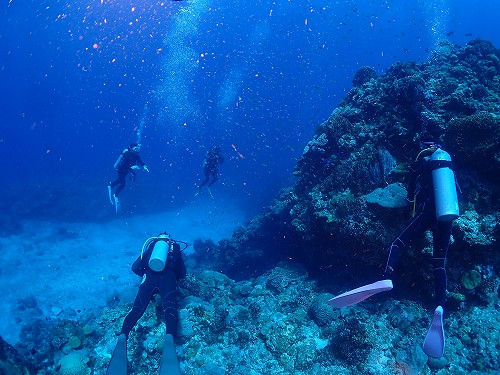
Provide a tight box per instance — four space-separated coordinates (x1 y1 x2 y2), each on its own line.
1 0 499 218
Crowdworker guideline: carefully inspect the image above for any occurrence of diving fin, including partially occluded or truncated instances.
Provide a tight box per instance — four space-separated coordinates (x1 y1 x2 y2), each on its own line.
106 334 127 375
328 279 393 308
159 334 180 375
114 195 121 213
423 306 445 358
108 186 114 205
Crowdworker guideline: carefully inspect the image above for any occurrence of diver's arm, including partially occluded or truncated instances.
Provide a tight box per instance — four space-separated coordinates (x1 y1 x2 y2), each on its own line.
131 256 145 276
131 245 151 276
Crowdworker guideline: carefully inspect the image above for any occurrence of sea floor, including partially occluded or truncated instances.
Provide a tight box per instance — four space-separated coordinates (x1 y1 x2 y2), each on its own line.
0 197 246 345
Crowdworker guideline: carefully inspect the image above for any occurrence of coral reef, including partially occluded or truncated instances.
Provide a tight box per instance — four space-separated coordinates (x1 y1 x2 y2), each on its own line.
203 39 500 308
3 262 498 374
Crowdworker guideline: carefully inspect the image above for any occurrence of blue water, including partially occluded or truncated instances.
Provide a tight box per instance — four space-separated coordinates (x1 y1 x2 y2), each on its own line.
1 0 499 216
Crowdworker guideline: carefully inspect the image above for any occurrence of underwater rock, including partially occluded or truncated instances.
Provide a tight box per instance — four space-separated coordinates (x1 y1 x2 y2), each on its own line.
461 270 482 290
445 112 500 177
427 356 449 371
18 295 37 310
0 335 35 374
308 294 338 327
476 273 500 306
82 325 94 336
56 352 89 375
365 183 409 208
68 336 82 350
394 345 428 374
352 66 378 87
455 211 499 246
328 318 372 365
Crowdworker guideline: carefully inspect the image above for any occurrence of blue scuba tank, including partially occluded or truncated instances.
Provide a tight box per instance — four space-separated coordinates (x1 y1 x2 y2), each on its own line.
430 148 459 221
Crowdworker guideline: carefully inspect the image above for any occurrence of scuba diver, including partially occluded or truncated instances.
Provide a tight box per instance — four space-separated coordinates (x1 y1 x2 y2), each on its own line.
329 140 459 358
108 143 149 213
196 146 224 196
107 232 187 375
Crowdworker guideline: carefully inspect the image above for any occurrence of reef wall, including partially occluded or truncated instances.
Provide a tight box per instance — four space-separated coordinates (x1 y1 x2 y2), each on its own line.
195 39 500 307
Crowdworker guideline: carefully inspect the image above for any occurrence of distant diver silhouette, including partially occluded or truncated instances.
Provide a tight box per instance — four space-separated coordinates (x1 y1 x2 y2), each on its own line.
108 143 149 213
196 146 224 197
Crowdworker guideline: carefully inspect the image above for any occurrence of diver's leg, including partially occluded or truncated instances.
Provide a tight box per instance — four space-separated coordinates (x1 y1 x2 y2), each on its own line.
208 171 218 186
114 172 127 197
423 217 452 358
330 203 432 308
199 170 210 188
107 279 153 373
161 293 178 336
120 280 153 337
112 172 127 212
110 178 120 189
432 220 453 308
383 205 432 278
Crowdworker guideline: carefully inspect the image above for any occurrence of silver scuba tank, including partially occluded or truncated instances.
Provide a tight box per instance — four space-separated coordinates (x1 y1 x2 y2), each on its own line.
149 234 171 272
430 148 459 221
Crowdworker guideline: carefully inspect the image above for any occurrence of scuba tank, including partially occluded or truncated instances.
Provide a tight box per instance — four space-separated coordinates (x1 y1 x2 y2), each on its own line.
114 149 127 170
430 148 459 221
148 233 171 272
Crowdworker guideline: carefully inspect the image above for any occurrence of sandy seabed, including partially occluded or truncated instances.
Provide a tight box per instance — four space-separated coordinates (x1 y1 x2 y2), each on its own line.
0 197 246 345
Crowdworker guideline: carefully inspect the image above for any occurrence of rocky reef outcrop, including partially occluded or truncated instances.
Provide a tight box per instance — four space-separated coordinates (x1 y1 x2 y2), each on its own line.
9 261 499 374
196 39 500 309
0 335 36 374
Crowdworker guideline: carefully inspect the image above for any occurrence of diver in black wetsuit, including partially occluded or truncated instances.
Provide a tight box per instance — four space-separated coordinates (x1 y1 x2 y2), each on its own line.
107 233 187 375
108 143 149 212
329 141 459 358
197 146 224 194
383 142 453 309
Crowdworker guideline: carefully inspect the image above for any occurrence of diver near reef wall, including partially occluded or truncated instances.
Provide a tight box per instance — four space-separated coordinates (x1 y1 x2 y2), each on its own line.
329 140 459 358
196 146 224 197
107 233 187 375
108 143 150 213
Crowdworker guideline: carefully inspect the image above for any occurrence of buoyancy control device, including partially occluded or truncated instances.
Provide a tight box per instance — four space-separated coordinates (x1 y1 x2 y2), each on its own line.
430 148 459 221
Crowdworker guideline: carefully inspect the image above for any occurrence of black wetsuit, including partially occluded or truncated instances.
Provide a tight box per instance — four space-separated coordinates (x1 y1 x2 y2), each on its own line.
199 150 224 188
110 149 145 197
120 241 186 337
382 150 453 308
